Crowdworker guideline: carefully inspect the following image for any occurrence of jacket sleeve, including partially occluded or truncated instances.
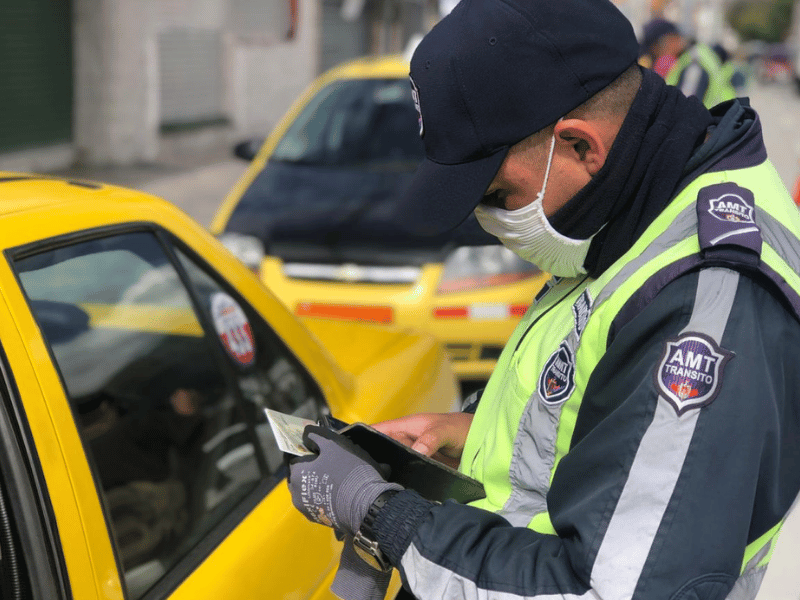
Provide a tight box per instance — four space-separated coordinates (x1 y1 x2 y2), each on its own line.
373 269 800 599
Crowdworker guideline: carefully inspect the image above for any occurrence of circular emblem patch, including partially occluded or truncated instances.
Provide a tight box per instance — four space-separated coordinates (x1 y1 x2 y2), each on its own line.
538 341 575 405
210 292 256 366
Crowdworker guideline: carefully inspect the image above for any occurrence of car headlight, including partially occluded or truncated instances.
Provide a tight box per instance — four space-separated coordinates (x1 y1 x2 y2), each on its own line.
437 245 542 294
218 233 265 272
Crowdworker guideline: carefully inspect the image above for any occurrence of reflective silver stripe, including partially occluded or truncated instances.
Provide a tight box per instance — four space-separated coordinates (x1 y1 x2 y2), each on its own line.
591 269 739 600
501 322 584 525
595 204 696 309
725 566 766 600
759 209 800 275
728 536 771 600
687 268 739 341
591 400 701 598
742 540 771 573
500 391 560 525
401 543 602 600
729 497 800 599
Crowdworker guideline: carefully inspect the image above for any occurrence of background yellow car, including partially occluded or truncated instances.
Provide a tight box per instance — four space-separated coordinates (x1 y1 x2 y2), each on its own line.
0 173 457 599
210 54 550 390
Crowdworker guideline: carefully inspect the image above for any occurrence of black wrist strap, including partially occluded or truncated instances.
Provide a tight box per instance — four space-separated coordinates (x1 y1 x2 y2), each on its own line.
353 489 400 571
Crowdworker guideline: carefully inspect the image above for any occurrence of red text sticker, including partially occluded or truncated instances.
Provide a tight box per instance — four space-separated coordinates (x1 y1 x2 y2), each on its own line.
211 292 255 366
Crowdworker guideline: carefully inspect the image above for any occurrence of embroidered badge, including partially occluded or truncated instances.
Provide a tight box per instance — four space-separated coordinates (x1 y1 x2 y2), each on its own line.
697 183 761 254
572 289 592 338
708 194 754 224
538 341 575 405
655 332 733 416
410 76 424 137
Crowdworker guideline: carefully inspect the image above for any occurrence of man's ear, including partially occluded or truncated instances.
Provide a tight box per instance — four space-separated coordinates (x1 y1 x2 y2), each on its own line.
554 119 609 177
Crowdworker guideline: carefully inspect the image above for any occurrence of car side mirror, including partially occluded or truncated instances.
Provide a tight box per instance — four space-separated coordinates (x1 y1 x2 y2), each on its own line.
232 138 265 161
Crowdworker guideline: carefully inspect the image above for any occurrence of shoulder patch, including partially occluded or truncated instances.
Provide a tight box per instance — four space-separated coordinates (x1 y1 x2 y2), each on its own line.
697 183 761 255
538 341 575 405
572 289 592 338
655 332 733 416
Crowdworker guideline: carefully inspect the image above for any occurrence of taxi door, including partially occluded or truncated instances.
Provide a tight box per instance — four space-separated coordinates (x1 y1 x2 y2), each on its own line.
3 224 350 599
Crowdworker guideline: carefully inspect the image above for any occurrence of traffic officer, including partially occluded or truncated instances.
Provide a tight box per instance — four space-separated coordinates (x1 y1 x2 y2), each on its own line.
640 18 737 107
288 0 800 598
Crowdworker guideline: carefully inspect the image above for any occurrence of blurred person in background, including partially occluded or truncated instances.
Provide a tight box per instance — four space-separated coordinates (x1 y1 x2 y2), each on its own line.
640 17 737 107
286 0 800 598
712 43 750 95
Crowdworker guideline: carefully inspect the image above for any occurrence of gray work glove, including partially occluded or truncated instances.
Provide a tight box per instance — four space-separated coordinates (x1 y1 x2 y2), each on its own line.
288 425 402 536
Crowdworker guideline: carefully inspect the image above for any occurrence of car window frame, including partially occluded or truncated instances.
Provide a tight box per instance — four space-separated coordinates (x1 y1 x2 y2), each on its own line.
0 340 71 599
6 221 331 599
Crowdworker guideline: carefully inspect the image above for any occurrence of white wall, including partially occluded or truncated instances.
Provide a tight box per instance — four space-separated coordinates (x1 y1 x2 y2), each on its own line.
70 0 319 166
234 0 320 138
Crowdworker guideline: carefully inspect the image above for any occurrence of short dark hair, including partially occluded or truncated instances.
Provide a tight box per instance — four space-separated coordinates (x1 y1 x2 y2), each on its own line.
574 64 643 120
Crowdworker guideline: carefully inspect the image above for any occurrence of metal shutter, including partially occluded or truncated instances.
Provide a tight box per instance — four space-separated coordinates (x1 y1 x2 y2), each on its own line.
0 0 73 152
158 29 225 128
229 0 292 40
320 0 369 74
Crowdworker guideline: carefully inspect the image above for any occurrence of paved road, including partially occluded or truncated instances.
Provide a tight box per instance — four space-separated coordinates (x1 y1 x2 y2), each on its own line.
139 160 248 228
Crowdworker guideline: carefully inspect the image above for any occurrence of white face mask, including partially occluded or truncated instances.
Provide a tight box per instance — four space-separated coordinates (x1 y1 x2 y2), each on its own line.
473 127 595 278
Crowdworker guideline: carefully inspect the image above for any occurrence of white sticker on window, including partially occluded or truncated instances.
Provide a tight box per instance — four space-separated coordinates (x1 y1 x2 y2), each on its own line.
210 292 255 366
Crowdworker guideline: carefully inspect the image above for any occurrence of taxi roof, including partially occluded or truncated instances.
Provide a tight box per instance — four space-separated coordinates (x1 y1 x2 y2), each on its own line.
0 173 166 217
314 53 410 84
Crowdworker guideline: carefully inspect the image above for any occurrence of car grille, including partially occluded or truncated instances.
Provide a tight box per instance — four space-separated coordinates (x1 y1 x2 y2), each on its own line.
283 262 421 284
479 345 504 360
445 344 504 362
445 344 473 362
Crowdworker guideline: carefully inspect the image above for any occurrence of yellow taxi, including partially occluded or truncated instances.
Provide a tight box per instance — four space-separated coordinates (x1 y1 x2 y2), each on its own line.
0 173 457 599
210 54 550 384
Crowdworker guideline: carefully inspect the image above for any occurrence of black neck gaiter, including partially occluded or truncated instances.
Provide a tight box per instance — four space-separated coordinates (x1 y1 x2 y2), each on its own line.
548 67 713 278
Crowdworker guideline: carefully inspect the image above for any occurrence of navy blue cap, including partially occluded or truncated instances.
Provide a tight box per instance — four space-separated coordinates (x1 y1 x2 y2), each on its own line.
397 0 639 235
640 18 681 55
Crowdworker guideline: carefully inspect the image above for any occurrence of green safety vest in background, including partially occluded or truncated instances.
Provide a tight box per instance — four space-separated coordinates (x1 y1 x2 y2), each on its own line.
460 158 800 567
665 42 738 108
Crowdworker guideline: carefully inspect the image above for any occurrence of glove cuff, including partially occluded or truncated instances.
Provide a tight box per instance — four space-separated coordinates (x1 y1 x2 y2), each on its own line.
337 464 403 535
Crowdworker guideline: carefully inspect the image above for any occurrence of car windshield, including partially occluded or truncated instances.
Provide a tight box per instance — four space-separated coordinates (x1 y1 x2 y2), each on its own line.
271 78 424 168
225 75 498 262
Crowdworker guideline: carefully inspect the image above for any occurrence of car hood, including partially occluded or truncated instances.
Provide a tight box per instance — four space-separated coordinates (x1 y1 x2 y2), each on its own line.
224 161 496 265
299 317 457 419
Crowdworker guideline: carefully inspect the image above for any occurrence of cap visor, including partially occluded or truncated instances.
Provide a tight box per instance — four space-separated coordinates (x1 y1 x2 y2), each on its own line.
395 147 510 236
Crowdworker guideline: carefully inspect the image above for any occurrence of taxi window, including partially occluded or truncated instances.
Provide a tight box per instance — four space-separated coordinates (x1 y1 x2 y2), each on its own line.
14 230 324 599
171 245 321 423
